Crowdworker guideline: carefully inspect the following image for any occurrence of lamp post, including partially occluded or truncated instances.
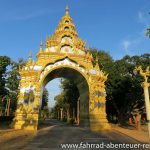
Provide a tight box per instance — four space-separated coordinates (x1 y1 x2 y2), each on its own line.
134 66 150 143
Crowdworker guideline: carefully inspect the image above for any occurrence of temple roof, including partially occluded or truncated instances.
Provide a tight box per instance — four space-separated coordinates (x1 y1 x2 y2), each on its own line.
46 6 86 51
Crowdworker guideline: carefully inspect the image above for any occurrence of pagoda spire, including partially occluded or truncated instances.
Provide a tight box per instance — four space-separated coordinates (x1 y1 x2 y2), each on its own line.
37 40 43 55
40 40 43 51
26 51 33 66
29 51 32 59
45 5 86 51
40 40 43 47
65 5 69 15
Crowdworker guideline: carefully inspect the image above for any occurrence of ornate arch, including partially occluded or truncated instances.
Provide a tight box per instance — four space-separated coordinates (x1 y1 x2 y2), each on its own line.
13 6 111 131
39 59 90 87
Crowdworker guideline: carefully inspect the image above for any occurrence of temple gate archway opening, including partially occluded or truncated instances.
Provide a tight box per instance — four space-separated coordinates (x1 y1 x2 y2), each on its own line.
13 6 111 131
41 67 89 127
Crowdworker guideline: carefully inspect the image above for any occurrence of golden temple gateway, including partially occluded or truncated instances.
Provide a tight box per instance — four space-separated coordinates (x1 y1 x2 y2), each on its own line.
13 6 110 131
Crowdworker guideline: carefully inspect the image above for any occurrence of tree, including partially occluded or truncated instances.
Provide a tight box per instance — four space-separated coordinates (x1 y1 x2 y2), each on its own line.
89 49 150 125
41 88 49 110
0 56 10 115
106 54 150 125
89 48 113 73
54 92 66 108
52 78 79 121
6 58 25 115
40 106 49 120
0 56 10 97
60 79 79 107
0 57 25 116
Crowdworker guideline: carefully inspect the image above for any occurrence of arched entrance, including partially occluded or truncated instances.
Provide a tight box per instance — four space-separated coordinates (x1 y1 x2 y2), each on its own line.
13 6 110 131
41 66 89 127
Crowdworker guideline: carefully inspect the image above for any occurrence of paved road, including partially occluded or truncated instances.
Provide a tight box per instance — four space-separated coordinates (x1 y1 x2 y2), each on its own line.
1 119 144 150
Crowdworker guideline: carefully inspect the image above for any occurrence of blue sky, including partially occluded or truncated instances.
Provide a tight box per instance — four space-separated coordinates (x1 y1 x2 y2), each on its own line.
45 79 61 108
0 0 150 107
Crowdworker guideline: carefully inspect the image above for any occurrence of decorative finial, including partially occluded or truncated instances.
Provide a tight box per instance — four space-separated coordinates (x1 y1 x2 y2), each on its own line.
26 51 33 65
39 40 43 53
40 40 43 49
65 5 69 15
29 51 32 59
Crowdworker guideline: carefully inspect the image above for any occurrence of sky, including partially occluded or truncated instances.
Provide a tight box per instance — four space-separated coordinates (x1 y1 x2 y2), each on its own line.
45 79 61 108
0 0 150 107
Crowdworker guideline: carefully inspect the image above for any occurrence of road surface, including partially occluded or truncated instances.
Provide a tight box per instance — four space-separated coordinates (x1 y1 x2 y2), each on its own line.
0 119 145 150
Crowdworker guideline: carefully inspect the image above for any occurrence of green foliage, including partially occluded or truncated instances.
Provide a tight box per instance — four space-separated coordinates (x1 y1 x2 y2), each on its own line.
106 54 150 124
40 106 49 120
41 88 49 110
0 56 10 97
6 58 25 114
60 79 79 107
0 57 25 116
54 92 65 108
89 48 113 72
52 79 79 119
54 78 79 109
0 56 11 114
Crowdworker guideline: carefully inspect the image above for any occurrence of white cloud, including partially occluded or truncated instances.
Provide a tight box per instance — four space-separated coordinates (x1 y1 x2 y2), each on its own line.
121 37 142 55
120 11 149 55
122 40 131 52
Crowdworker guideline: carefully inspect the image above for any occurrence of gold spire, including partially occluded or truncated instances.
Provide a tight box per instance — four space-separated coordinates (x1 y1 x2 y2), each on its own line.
26 51 33 66
45 5 86 51
40 40 43 49
39 40 43 53
65 5 69 15
40 40 43 47
29 51 32 59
